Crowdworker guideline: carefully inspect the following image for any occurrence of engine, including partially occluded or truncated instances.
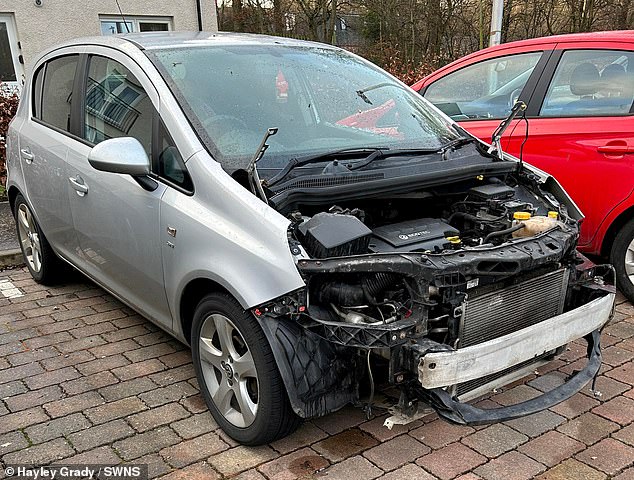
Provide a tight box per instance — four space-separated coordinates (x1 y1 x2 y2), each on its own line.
287 175 576 329
293 179 564 259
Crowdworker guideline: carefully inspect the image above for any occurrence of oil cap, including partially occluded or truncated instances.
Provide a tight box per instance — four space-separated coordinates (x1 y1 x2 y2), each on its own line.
513 212 531 221
548 211 559 219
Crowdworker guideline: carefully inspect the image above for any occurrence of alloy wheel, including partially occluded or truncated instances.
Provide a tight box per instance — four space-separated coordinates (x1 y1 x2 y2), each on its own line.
17 203 42 273
626 237 634 285
199 313 259 428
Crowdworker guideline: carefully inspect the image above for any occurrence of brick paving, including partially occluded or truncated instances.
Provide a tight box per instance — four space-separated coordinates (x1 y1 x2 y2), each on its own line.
0 266 634 479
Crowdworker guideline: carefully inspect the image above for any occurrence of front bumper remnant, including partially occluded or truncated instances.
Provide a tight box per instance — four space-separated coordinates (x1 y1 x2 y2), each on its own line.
418 293 614 388
418 329 601 424
411 292 614 425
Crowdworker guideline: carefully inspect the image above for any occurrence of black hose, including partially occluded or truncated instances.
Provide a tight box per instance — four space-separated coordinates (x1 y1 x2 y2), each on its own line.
316 273 398 306
362 273 398 305
448 211 506 225
483 223 525 244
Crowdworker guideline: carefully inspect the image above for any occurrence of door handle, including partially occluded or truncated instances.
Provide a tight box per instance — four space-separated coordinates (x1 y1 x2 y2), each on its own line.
20 148 34 164
68 176 89 196
597 141 634 155
597 145 634 154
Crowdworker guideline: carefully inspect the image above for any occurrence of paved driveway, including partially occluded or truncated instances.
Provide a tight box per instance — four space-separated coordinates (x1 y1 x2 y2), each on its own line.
1 266 634 480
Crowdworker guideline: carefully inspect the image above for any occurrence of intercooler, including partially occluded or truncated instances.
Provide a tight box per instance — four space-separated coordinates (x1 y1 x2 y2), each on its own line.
455 268 569 397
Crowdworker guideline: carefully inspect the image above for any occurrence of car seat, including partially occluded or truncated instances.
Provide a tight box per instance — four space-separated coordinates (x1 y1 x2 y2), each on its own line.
565 63 601 114
601 63 627 97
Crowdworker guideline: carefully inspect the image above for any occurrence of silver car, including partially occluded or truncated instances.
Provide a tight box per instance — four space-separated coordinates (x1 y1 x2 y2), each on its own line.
6 32 615 445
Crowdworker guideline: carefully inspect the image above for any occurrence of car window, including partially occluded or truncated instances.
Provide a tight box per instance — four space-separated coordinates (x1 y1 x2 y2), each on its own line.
83 55 153 155
157 121 193 192
149 45 460 172
540 50 634 117
32 63 44 119
424 52 543 120
38 55 79 132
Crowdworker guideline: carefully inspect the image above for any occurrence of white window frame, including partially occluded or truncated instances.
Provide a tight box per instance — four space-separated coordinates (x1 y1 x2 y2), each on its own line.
99 16 173 35
0 13 24 93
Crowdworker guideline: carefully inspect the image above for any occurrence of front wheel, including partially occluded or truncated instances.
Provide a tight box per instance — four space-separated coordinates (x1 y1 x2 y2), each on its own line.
191 292 300 445
611 218 634 303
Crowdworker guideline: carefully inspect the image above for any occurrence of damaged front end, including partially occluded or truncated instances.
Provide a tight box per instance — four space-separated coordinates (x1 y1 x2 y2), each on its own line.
254 166 616 427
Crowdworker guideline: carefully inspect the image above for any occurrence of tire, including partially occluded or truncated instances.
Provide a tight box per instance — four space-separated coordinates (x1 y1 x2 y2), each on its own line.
191 292 300 445
13 194 68 285
610 218 634 303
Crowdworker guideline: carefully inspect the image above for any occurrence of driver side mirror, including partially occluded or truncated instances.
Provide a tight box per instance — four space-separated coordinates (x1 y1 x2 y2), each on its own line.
88 137 150 176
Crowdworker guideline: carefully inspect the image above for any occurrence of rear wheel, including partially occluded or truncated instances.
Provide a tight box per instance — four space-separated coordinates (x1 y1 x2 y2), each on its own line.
14 194 67 285
610 218 634 303
191 292 300 445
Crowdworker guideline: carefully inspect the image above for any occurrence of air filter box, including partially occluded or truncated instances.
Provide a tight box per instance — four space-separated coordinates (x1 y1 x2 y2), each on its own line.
469 184 515 200
298 213 372 258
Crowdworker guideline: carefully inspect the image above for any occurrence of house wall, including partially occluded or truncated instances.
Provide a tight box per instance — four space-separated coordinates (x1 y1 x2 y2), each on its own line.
5 0 218 74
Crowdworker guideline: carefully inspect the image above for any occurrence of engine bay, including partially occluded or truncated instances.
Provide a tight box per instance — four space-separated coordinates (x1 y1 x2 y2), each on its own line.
279 171 579 350
290 175 571 259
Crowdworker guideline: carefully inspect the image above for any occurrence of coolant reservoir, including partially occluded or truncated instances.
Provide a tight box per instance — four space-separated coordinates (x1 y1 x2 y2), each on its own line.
512 213 559 238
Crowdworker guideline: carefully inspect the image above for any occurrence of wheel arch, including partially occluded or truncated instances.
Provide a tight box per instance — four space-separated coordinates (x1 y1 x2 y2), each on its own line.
601 204 634 259
179 277 234 346
7 185 21 214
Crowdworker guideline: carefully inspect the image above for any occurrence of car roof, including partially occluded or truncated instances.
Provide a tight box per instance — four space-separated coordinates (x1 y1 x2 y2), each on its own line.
43 31 339 53
484 30 634 50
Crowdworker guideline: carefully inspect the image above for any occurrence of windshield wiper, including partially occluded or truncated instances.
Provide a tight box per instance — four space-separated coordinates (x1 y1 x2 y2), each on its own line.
247 127 278 204
451 123 470 137
356 82 411 105
348 147 443 170
266 140 470 188
489 101 527 160
265 147 388 187
441 136 475 154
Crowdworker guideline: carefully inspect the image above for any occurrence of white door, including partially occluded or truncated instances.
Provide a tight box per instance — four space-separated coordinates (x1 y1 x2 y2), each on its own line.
0 14 24 93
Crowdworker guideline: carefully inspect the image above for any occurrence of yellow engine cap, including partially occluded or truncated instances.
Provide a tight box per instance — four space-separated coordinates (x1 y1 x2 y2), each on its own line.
513 212 531 221
446 236 461 244
548 211 559 219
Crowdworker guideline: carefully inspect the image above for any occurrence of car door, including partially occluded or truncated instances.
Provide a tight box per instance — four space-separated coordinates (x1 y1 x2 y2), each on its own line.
17 52 82 260
506 43 634 249
419 48 553 148
65 50 171 326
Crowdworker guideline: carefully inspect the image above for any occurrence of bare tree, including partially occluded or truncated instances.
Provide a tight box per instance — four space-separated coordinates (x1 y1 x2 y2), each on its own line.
218 0 632 80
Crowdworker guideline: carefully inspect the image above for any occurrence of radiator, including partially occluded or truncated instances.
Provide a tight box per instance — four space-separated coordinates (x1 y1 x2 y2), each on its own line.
459 268 569 349
455 268 569 397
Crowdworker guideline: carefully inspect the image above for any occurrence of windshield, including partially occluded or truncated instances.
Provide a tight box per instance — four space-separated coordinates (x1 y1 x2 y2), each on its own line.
149 44 460 171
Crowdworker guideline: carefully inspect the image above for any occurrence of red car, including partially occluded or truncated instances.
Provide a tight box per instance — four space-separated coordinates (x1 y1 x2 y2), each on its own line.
412 31 634 301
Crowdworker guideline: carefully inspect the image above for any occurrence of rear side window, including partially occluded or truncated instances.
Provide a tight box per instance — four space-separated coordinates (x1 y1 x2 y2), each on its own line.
32 65 44 119
38 55 79 132
540 50 634 117
83 55 153 156
424 52 542 120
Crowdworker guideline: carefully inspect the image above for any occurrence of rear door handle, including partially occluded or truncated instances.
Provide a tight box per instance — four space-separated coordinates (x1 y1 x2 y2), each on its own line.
597 146 634 154
20 148 34 164
597 141 634 155
68 176 89 196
